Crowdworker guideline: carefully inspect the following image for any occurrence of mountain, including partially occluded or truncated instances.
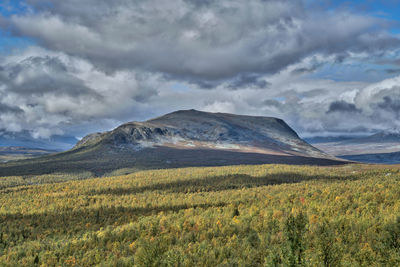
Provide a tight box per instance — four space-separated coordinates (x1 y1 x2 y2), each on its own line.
75 109 328 158
0 110 344 177
350 128 400 144
310 128 400 164
340 151 400 164
303 135 365 144
0 130 78 151
0 146 56 162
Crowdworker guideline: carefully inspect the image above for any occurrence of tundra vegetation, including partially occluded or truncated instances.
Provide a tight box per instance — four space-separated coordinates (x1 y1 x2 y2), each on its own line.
0 164 400 266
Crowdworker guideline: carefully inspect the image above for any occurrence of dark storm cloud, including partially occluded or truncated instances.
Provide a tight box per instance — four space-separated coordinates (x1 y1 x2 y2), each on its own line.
0 15 7 28
327 101 361 114
372 87 400 119
255 81 400 135
333 53 350 64
385 68 400 74
5 0 399 83
227 73 270 90
376 58 400 66
291 62 324 75
0 56 101 98
378 96 400 114
291 67 317 75
0 103 23 114
263 99 283 108
0 51 161 137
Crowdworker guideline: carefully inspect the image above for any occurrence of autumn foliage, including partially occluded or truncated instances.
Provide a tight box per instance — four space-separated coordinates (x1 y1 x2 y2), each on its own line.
0 164 400 266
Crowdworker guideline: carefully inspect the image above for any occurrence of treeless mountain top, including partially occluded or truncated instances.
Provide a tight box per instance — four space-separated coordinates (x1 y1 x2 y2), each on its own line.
76 109 328 158
0 110 344 177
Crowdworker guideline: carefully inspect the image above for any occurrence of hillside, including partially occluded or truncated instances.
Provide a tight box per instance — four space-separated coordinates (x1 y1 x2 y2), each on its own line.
311 128 400 164
1 163 400 266
75 109 327 157
0 146 56 162
340 151 400 164
355 127 400 143
0 110 343 177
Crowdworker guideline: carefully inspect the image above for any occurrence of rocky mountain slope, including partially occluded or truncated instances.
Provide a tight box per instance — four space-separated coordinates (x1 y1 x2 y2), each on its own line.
75 109 328 158
0 110 344 176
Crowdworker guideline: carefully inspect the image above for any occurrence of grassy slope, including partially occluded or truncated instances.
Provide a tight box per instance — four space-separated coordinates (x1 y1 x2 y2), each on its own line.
0 147 56 162
0 141 345 178
1 164 400 266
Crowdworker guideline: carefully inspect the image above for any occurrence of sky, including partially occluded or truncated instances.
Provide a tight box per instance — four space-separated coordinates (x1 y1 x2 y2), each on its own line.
1 0 400 142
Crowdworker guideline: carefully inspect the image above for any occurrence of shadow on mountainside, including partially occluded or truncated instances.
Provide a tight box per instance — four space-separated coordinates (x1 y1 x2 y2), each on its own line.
0 147 347 177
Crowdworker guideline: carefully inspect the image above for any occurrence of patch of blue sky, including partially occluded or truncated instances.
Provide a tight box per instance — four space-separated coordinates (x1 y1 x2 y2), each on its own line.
0 33 35 55
170 83 191 92
305 0 400 34
0 0 29 17
350 0 400 34
308 61 400 82
273 97 286 102
0 0 35 55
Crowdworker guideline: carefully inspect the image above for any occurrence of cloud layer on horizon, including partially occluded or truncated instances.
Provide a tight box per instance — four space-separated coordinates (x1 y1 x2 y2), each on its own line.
1 0 400 139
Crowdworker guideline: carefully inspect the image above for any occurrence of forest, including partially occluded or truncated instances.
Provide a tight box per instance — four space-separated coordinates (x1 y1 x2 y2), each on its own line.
1 163 400 266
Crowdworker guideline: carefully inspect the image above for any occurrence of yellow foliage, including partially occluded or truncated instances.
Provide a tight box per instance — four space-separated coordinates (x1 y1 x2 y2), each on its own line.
0 163 400 266
310 214 318 224
272 210 284 219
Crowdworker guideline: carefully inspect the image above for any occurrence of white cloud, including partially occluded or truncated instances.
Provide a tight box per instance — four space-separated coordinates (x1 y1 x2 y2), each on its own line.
8 0 399 80
0 0 399 140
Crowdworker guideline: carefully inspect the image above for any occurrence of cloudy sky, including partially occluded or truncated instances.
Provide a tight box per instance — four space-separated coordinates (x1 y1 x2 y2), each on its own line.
1 0 400 143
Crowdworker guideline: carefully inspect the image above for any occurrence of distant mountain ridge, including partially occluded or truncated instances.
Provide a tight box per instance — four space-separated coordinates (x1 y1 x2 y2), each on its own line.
310 128 400 164
0 130 78 150
351 128 400 144
0 146 56 162
340 151 400 164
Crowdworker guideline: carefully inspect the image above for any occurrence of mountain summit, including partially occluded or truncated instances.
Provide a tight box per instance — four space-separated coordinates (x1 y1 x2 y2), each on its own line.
0 110 343 176
75 109 327 158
